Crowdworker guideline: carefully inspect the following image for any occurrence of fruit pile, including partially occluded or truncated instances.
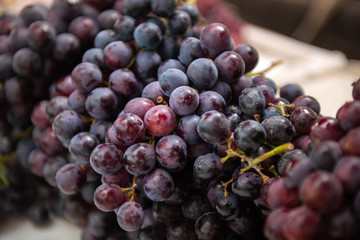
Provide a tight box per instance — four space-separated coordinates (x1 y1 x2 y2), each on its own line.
0 0 359 239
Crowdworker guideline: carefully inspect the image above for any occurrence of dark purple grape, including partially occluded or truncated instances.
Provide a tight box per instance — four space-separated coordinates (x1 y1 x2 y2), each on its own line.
169 86 199 116
354 190 360 219
289 106 318 136
233 44 259 73
156 135 187 172
179 4 199 25
143 168 174 202
168 10 191 35
69 132 100 163
352 78 360 100
200 23 233 59
43 155 66 186
265 178 299 210
262 116 296 146
210 81 232 104
8 27 28 52
261 106 281 121
178 37 205 66
123 97 155 120
336 100 360 131
55 163 87 195
309 140 342 171
157 59 186 78
293 135 312 153
150 0 177 17
94 29 118 49
165 175 191 206
196 91 226 116
0 53 15 81
27 20 57 53
181 194 212 221
139 226 166 240
152 201 182 223
12 47 42 77
19 3 49 26
264 207 289 240
333 156 360 194
85 211 116 238
232 172 263 199
45 96 70 123
104 40 133 69
90 143 123 175
283 206 321 240
71 62 103 93
133 50 162 80
27 204 50 226
214 51 245 83
158 34 179 60
94 183 124 212
252 75 277 94
197 110 232 144
52 110 85 148
144 105 177 137
28 148 48 176
310 117 345 144
134 22 162 50
234 120 266 154
300 170 343 214
123 142 156 176
292 95 321 115
195 212 225 240
85 87 118 120
40 127 64 156
282 154 312 188
53 74 76 97
193 153 223 180
186 58 218 90
113 15 136 42
141 81 169 104
97 9 121 29
166 220 195 240
327 207 359 240
53 33 81 62
109 68 137 96
340 127 360 156
279 83 304 103
123 0 150 17
68 89 87 114
177 115 201 144
101 167 131 187
31 100 51 128
228 201 260 235
112 113 146 145
238 87 266 117
82 48 107 70
68 16 99 47
159 68 189 97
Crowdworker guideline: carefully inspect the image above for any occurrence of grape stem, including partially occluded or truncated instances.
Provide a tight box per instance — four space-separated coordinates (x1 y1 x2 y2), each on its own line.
156 96 168 106
122 176 137 201
268 103 295 117
221 143 294 198
220 137 247 164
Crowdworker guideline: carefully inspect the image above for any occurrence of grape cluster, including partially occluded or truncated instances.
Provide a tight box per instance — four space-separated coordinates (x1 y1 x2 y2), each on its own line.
264 79 360 240
0 0 359 239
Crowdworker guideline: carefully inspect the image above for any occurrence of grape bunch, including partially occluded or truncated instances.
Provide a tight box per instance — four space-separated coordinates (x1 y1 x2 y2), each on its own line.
264 79 360 240
0 0 359 239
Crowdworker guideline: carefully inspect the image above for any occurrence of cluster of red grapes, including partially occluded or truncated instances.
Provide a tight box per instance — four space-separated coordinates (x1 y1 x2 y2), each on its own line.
0 0 359 239
264 79 360 240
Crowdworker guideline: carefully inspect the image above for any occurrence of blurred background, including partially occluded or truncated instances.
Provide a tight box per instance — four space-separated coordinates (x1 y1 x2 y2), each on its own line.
225 0 360 60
